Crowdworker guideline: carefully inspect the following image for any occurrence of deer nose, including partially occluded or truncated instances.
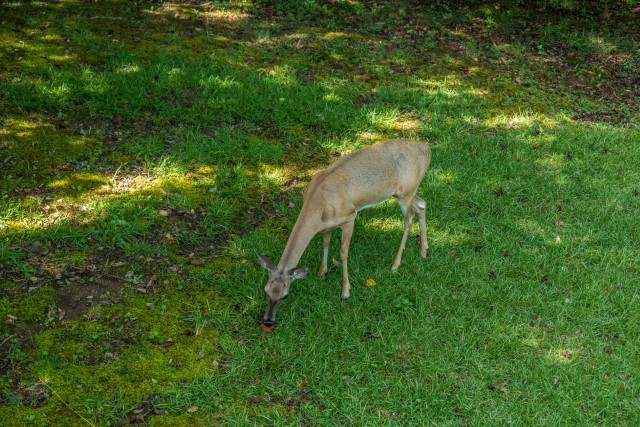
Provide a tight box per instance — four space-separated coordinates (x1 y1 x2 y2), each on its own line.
263 319 274 327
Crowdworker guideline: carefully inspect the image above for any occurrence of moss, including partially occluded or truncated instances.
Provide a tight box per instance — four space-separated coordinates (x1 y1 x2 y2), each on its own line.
0 285 56 333
49 250 88 265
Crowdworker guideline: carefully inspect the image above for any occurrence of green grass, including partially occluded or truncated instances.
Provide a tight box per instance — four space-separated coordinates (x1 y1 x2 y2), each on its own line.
1 1 639 425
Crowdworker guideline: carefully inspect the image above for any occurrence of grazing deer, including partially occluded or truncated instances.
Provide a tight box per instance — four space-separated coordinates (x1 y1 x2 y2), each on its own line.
258 139 431 327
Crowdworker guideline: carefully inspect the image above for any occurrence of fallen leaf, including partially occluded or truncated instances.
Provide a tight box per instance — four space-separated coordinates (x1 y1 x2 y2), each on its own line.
341 376 351 382
249 396 262 404
190 259 205 266
187 406 198 413
365 278 377 287
552 376 559 385
555 220 565 227
159 209 171 216
260 324 273 333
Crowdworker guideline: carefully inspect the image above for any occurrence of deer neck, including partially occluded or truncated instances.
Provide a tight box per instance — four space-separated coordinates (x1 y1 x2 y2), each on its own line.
278 211 319 271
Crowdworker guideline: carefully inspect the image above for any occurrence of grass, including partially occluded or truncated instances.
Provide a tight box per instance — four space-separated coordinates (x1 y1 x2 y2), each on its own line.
1 1 639 425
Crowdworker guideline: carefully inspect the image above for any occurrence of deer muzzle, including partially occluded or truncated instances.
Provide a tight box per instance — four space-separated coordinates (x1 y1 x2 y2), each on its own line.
263 297 284 326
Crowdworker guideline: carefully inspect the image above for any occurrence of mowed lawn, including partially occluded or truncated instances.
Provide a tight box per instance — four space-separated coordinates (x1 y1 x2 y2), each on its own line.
1 1 639 425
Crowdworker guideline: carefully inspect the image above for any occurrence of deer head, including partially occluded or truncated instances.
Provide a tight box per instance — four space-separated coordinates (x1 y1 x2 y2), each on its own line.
257 254 308 327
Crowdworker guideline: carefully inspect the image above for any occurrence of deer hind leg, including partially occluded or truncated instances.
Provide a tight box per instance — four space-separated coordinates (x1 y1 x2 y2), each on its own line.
392 194 416 272
412 195 428 258
319 229 331 276
339 218 355 299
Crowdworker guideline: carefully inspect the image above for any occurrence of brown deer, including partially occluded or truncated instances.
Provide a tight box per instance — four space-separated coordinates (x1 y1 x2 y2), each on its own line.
258 139 432 328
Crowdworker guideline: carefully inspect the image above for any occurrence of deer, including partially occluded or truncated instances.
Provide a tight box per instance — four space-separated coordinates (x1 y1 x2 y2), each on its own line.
258 139 432 330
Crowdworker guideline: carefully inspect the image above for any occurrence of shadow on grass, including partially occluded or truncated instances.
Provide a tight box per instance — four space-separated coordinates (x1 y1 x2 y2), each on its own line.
1 0 639 424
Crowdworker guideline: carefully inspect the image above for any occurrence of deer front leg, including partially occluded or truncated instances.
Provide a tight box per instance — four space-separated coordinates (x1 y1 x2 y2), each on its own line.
392 198 415 272
339 218 355 299
412 196 428 258
319 229 331 276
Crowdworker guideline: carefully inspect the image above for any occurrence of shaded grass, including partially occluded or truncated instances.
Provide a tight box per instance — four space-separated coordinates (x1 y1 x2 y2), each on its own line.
1 1 639 425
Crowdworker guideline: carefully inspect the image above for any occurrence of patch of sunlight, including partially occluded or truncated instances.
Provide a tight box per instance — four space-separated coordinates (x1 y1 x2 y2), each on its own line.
107 158 197 198
4 209 64 233
81 68 107 94
44 54 76 63
47 171 111 193
118 63 140 74
432 169 457 184
323 92 342 102
410 77 459 91
323 31 356 41
201 75 240 90
194 165 214 175
258 164 290 187
1 118 42 137
147 3 248 23
265 65 297 84
40 34 62 42
356 131 385 144
284 32 310 41
544 347 578 364
485 111 557 129
589 36 617 56
201 9 249 22
39 81 71 100
367 107 401 129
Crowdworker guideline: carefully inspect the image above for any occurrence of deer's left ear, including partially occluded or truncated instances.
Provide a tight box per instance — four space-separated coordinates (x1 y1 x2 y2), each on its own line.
289 267 308 280
257 254 277 272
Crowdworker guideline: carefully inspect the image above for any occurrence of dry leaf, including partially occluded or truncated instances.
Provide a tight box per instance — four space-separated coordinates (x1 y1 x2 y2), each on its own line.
190 259 205 266
365 278 377 287
187 406 198 413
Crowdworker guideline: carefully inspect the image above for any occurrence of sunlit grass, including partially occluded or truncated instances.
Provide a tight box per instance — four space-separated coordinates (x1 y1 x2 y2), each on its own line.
1 0 639 425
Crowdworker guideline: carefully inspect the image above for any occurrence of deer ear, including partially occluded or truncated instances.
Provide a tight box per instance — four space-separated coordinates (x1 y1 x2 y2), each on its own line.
257 254 276 271
289 267 308 280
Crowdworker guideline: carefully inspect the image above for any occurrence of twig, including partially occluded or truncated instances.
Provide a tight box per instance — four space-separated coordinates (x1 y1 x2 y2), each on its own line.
41 380 97 427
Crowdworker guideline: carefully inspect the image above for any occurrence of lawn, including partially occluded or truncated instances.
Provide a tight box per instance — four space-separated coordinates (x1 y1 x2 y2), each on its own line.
1 1 639 425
